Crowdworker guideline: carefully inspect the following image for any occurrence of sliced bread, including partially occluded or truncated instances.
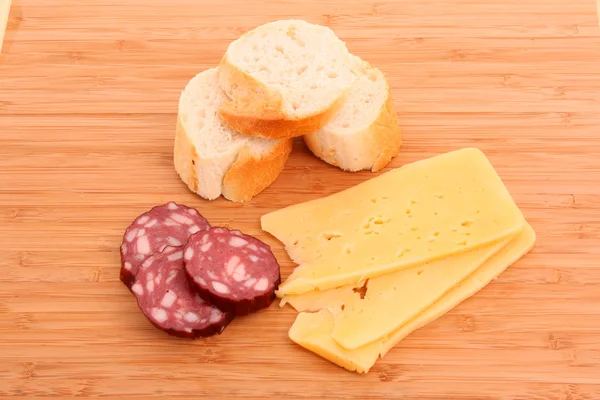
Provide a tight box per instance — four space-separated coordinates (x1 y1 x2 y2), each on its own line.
217 19 356 140
174 68 293 203
303 56 402 172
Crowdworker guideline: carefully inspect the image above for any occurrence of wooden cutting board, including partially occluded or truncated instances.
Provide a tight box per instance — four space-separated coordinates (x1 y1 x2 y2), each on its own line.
1 0 600 398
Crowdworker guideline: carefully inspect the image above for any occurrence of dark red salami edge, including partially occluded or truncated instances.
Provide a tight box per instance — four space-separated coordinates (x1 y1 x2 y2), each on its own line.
186 270 281 317
144 308 234 340
131 245 234 339
120 265 137 290
184 227 282 317
119 201 210 291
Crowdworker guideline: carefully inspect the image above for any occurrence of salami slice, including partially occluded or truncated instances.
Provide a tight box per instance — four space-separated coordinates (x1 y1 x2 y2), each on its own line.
131 245 233 338
120 202 210 289
184 227 281 316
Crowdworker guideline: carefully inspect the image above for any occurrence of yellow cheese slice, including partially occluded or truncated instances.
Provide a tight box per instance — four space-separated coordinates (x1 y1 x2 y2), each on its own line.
282 236 510 333
280 285 359 312
288 223 535 373
341 236 511 349
289 308 381 374
379 222 536 356
262 148 524 296
0 0 11 53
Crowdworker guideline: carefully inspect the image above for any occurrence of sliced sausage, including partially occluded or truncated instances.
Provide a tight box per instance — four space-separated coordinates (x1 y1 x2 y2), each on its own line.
120 202 210 289
131 245 233 338
184 227 281 316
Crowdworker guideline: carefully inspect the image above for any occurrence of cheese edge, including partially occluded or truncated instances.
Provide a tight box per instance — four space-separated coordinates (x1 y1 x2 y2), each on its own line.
379 222 536 356
276 219 524 297
288 309 381 374
330 235 514 350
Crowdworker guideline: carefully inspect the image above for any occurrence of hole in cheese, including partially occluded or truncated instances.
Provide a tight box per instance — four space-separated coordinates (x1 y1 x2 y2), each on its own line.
322 232 342 241
352 280 368 299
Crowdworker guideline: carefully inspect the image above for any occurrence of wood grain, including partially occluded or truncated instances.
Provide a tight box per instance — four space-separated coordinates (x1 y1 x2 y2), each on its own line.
1 0 600 398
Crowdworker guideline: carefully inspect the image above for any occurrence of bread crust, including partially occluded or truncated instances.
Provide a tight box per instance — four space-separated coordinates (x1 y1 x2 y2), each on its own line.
174 116 200 193
217 53 342 140
303 83 402 172
370 90 403 171
222 137 292 202
173 115 292 203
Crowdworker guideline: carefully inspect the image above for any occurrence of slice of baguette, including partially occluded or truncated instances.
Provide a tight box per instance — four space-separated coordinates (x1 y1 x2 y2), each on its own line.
174 67 293 203
303 56 402 172
217 19 356 140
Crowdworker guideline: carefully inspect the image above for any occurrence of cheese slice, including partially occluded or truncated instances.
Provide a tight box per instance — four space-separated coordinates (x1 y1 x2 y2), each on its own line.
337 236 512 349
262 148 524 296
282 236 509 330
280 285 358 312
331 238 510 349
379 223 535 357
0 0 11 53
288 223 536 373
289 308 381 374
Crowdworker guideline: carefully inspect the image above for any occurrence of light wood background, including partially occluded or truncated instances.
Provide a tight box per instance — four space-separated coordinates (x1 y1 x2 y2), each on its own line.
1 1 600 399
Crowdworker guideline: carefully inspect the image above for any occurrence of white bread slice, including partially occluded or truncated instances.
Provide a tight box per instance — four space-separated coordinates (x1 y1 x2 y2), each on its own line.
0 0 11 53
217 19 356 140
174 67 293 203
303 56 402 172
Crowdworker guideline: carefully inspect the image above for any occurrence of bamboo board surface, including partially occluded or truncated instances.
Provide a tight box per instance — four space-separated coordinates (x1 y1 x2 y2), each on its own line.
1 0 600 398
